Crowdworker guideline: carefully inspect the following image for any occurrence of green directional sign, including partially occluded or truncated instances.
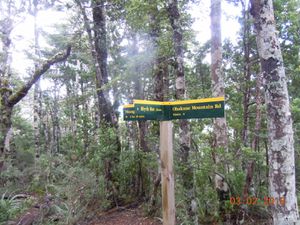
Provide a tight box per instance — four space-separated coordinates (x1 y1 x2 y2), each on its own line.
134 100 166 120
167 97 224 120
123 103 163 121
123 97 225 121
123 104 146 121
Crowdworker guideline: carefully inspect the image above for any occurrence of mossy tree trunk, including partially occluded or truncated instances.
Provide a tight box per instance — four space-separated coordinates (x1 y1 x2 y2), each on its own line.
0 45 71 159
0 104 13 156
167 0 195 219
92 0 116 126
148 6 168 213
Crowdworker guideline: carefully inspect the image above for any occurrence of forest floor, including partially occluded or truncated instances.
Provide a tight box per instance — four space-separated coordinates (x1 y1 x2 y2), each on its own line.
87 206 162 225
10 194 162 225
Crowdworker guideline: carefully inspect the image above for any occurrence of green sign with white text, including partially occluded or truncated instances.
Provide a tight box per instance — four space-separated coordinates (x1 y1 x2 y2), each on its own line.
134 100 166 120
167 99 224 119
123 97 225 121
123 104 147 121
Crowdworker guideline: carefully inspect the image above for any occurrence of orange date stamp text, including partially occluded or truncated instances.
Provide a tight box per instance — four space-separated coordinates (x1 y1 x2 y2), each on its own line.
230 196 285 206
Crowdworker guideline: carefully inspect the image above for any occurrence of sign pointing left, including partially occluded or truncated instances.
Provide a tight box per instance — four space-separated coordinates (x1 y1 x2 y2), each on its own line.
123 104 146 121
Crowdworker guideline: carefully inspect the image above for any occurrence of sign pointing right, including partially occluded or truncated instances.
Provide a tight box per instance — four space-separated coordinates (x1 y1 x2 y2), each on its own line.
167 96 224 119
125 96 224 121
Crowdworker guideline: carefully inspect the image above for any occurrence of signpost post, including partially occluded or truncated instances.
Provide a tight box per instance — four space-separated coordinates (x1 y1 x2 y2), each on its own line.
123 97 225 225
160 121 175 225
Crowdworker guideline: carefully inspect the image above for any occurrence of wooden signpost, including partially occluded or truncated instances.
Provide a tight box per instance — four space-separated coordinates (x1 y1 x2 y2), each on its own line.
123 97 225 225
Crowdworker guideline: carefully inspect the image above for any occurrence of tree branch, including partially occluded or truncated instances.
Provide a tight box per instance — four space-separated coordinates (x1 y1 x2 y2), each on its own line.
8 45 71 106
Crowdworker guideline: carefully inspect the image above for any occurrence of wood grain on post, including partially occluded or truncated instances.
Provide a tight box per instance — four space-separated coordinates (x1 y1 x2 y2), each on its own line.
160 121 175 225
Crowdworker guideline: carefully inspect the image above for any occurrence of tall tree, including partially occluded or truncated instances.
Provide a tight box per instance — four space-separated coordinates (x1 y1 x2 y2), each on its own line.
210 0 229 216
92 0 121 203
167 0 194 218
92 0 116 125
31 0 42 159
240 0 252 147
148 4 165 212
75 0 117 126
75 0 121 203
250 0 299 224
0 0 14 158
238 0 261 201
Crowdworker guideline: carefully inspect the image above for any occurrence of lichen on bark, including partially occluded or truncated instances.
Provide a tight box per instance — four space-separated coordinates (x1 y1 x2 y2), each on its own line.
250 0 299 223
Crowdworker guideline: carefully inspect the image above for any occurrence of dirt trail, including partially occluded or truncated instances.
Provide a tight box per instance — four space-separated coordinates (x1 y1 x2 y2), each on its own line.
88 206 162 225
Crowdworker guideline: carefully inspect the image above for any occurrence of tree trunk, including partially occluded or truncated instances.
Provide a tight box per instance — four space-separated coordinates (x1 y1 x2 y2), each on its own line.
167 0 194 219
0 105 13 156
80 74 90 152
129 34 149 198
252 72 262 152
210 0 228 150
75 0 115 126
92 0 116 126
33 0 42 159
91 0 121 204
50 82 60 154
250 0 299 223
42 107 51 155
210 0 229 220
241 0 258 201
243 72 263 199
0 5 13 158
148 7 166 213
241 0 252 147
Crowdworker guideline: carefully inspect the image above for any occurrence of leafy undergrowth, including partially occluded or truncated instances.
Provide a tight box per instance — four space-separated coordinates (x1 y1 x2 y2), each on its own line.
0 193 35 224
1 154 107 225
1 151 158 225
0 151 273 225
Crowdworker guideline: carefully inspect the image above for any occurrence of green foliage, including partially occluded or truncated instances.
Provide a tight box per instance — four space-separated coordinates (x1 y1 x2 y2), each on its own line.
0 193 34 223
12 108 34 153
191 146 220 224
86 125 119 177
291 98 300 123
0 194 12 222
116 149 158 201
0 163 22 189
187 41 211 99
27 154 106 225
124 0 166 33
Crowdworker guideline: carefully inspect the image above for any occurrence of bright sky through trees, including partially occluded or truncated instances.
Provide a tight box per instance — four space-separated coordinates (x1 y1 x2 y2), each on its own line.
11 1 241 82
